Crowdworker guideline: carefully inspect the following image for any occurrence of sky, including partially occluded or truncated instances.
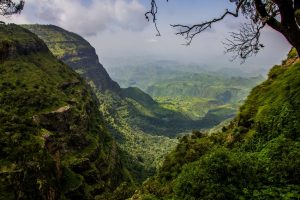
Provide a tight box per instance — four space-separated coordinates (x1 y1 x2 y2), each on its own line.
0 0 292 74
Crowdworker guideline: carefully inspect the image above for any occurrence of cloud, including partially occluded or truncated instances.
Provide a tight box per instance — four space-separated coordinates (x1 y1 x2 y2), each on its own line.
34 0 63 23
146 38 158 43
1 0 148 36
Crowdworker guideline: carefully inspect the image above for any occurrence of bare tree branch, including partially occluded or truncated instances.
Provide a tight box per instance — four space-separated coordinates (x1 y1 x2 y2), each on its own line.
146 0 300 60
145 0 168 36
171 0 245 45
223 22 265 63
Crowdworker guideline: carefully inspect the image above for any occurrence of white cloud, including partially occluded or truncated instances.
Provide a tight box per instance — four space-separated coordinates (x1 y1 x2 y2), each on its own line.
0 0 148 36
146 38 158 43
33 0 63 23
0 0 291 72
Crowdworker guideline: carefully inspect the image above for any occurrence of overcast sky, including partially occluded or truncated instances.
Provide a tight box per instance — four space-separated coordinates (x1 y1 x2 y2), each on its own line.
1 0 292 73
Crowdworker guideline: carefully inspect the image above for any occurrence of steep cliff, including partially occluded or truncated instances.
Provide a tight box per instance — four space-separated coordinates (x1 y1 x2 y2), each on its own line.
0 24 130 200
22 24 121 93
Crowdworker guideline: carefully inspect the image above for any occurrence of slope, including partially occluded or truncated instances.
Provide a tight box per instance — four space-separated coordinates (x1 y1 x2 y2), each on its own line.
134 50 300 199
0 24 131 200
24 25 263 182
23 24 180 180
25 24 257 135
22 24 120 93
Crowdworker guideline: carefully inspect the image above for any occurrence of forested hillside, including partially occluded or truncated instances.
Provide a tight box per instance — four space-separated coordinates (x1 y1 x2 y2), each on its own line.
0 24 133 200
23 24 121 93
23 24 179 180
133 50 300 199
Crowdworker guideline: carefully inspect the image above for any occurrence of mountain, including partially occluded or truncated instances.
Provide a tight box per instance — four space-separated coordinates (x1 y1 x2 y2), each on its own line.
23 24 263 184
133 50 300 199
22 24 121 93
24 25 259 135
121 87 158 108
107 63 264 123
24 24 266 182
23 24 180 181
3 23 296 200
146 74 264 101
107 64 264 102
0 24 132 200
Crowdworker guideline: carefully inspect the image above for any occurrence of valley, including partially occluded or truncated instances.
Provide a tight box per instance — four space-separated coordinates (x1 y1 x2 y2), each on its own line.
0 1 299 199
109 63 264 124
23 25 265 182
133 49 300 199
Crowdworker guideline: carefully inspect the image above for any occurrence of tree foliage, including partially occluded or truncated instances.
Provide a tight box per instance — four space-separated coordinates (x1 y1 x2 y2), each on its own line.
0 0 24 16
147 0 300 61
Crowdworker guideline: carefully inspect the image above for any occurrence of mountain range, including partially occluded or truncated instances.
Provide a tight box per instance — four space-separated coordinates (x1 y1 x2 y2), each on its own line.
23 25 264 183
1 23 298 199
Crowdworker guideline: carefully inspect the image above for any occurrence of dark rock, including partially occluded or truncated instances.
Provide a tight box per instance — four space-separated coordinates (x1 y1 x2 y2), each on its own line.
70 158 91 173
33 105 72 132
59 81 80 90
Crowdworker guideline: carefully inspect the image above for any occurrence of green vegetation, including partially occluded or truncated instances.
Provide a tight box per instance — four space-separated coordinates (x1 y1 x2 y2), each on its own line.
146 74 262 100
110 64 264 127
23 25 181 180
1 23 298 200
155 96 235 120
108 64 263 98
134 53 300 199
0 24 132 200
24 24 250 182
28 26 298 200
96 90 178 180
22 24 120 92
95 87 244 179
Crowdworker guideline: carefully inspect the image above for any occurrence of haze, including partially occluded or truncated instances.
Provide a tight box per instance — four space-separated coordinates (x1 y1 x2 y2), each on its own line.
1 0 292 73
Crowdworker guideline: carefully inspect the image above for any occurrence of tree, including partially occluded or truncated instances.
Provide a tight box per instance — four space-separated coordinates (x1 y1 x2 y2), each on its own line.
0 0 25 16
146 0 300 61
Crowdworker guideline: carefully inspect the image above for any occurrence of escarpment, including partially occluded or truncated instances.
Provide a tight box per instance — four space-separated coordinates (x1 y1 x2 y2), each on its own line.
23 24 121 93
0 24 131 200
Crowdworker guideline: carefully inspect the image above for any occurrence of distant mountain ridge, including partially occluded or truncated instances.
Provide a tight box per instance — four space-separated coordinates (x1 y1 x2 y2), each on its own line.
23 24 121 93
107 64 264 102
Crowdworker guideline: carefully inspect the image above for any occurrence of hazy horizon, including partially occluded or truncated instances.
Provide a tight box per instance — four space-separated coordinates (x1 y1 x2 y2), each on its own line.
1 0 292 72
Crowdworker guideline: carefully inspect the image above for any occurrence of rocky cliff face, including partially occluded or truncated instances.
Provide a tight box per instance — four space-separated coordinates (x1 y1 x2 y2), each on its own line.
0 24 129 200
23 24 121 93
